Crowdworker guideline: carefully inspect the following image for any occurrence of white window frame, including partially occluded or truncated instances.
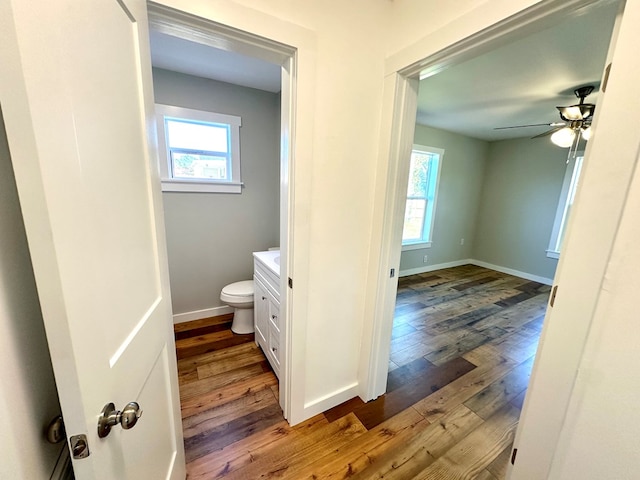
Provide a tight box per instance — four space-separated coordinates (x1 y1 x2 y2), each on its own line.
547 153 584 259
156 104 242 193
402 144 444 251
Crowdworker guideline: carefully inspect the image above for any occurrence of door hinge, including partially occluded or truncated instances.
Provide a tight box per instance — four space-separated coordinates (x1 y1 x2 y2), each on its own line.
511 448 518 465
550 285 558 307
602 63 612 92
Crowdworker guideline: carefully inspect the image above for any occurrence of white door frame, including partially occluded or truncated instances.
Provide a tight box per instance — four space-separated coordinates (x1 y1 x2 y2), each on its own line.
147 2 297 420
365 0 631 475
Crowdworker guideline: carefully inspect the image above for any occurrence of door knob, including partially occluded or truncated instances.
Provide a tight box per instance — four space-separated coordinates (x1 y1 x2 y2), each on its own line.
97 402 142 438
45 415 65 444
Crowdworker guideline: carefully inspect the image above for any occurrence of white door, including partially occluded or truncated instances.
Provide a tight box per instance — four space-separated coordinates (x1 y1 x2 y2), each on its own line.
0 0 185 479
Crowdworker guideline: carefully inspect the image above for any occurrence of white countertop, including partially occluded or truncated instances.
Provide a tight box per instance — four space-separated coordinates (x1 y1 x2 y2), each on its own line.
253 250 280 277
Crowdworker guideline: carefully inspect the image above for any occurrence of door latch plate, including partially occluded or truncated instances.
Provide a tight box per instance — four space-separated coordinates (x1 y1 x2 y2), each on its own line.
70 434 90 459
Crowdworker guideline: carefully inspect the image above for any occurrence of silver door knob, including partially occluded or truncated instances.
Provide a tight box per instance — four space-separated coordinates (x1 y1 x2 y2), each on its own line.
97 402 142 438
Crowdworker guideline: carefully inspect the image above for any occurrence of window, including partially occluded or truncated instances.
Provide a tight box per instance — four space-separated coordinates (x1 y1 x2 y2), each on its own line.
156 104 242 193
547 154 584 259
402 145 443 249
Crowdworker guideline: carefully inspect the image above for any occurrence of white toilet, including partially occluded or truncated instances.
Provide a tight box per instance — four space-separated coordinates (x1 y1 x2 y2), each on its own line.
220 280 255 334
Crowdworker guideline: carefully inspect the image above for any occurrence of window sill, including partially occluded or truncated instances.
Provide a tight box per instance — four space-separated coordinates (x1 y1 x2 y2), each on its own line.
161 179 243 194
546 250 560 259
402 241 432 251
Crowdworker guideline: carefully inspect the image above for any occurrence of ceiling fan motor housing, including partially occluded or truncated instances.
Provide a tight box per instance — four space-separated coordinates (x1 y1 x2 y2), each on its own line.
575 85 594 99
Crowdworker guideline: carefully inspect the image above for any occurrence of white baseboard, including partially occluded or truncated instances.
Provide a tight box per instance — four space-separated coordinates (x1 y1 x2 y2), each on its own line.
400 257 554 285
173 305 233 324
399 258 472 277
469 259 554 285
295 259 551 426
302 382 359 419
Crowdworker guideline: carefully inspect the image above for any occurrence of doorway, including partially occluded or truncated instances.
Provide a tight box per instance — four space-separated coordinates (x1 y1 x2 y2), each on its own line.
367 0 631 477
387 0 619 384
369 0 623 400
146 3 296 420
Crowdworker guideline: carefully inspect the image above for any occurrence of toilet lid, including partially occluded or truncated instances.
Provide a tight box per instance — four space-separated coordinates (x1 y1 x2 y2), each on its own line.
221 280 254 298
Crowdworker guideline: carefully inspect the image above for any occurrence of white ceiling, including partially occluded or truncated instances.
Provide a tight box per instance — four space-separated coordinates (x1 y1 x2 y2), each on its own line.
149 30 282 93
149 3 619 141
416 1 620 141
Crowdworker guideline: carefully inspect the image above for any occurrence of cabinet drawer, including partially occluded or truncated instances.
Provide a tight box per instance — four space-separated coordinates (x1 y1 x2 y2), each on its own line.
268 295 280 332
269 328 281 369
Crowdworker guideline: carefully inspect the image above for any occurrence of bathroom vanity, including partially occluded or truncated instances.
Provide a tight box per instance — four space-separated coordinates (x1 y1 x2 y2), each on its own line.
253 251 281 378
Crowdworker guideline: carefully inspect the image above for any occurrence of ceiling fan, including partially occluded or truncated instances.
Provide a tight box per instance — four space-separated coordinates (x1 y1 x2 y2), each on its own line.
495 85 596 149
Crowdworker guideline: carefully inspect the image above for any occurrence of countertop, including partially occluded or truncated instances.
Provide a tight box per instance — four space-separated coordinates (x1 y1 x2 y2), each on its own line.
253 250 280 277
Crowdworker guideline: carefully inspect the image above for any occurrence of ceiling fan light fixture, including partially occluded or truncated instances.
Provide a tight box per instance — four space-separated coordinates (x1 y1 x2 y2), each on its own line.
551 127 576 147
581 104 595 118
558 106 583 121
557 104 595 122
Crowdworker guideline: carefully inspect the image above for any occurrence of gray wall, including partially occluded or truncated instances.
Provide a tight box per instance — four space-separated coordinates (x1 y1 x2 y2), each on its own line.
401 125 568 281
473 137 566 280
0 111 62 478
400 124 488 272
153 68 280 316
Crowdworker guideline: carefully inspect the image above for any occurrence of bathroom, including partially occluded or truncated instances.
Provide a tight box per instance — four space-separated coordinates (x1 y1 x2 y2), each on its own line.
150 35 282 340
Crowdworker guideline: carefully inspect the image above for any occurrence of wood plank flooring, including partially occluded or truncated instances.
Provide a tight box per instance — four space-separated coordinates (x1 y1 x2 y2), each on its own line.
177 264 549 479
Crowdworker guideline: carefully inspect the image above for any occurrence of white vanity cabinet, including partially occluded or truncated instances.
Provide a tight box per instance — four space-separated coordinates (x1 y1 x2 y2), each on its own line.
253 251 281 378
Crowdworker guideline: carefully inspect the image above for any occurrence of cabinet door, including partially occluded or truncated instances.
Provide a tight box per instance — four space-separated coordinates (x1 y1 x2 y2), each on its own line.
253 276 268 347
267 296 281 377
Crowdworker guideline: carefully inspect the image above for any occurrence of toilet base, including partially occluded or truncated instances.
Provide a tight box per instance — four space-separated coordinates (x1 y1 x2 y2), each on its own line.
231 307 255 334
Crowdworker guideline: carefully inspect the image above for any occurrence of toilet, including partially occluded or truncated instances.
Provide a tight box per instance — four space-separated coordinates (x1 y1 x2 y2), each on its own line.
220 280 255 334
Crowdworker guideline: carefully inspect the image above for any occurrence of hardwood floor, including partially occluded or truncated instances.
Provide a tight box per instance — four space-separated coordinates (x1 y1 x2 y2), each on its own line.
176 264 549 479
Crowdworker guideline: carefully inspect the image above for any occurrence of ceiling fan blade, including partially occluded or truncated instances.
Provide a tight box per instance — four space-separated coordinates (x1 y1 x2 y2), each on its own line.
494 122 565 130
531 126 565 139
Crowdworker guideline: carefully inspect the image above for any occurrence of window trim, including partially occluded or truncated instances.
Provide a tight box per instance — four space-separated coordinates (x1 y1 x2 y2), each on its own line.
155 104 242 193
547 153 584 259
401 144 444 250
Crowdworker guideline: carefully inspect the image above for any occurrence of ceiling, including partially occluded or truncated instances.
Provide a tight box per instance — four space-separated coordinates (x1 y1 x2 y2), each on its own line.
416 1 620 141
149 30 282 93
148 3 619 141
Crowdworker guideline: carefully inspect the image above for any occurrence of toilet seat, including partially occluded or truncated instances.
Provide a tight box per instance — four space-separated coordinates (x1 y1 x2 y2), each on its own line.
220 280 255 334
221 280 254 303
